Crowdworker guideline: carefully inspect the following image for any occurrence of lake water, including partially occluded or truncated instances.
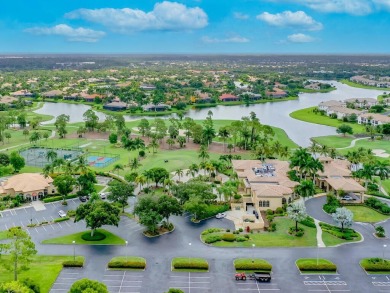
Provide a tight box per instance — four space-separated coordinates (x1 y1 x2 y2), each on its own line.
35 81 386 146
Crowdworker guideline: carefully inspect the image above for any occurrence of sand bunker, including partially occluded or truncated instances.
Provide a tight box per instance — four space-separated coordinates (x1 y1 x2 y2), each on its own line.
373 149 390 158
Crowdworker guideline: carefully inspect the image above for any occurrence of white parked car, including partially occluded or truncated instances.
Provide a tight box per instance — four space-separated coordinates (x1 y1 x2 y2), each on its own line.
58 210 67 218
216 213 227 219
341 195 353 201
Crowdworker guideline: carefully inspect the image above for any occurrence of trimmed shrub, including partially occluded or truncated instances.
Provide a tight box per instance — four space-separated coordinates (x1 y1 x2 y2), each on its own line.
361 258 390 272
201 228 224 235
63 260 84 268
320 222 359 240
234 259 272 272
238 228 243 232
204 235 222 244
222 233 236 242
236 236 248 242
54 217 69 222
81 231 106 241
67 210 76 217
43 194 78 203
298 263 337 272
365 197 390 215
275 207 284 215
323 195 341 214
172 259 209 270
299 216 316 228
108 260 146 269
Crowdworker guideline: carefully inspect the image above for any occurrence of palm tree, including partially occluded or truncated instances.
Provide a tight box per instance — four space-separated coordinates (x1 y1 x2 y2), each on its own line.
46 150 58 163
166 138 175 150
42 164 54 178
308 141 320 156
175 168 184 182
294 180 316 200
163 178 174 194
63 160 75 176
198 145 210 162
188 163 199 178
218 127 230 152
29 131 41 145
129 157 141 171
149 139 159 154
113 164 124 175
361 164 374 189
374 161 390 190
135 174 147 190
4 132 11 143
319 145 330 157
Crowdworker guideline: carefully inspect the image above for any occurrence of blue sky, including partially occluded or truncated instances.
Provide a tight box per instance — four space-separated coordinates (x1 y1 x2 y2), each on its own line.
1 0 390 53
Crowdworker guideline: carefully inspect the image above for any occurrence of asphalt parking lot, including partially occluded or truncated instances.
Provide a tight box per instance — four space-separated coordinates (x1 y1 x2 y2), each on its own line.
103 270 144 293
50 268 85 293
300 275 350 292
167 272 211 293
233 277 280 292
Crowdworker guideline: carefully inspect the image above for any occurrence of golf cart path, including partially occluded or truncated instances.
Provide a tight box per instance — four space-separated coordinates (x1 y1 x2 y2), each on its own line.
336 137 369 150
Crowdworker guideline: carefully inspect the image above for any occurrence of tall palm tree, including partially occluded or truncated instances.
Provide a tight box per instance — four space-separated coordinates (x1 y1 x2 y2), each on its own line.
129 157 141 171
112 164 124 175
175 168 184 182
294 180 316 200
135 174 147 190
374 161 390 190
46 150 58 163
75 156 89 174
198 145 210 162
188 163 199 178
361 164 374 189
149 139 159 154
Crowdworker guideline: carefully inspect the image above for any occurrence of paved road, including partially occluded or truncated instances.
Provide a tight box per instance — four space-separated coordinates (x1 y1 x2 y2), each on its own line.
2 196 390 293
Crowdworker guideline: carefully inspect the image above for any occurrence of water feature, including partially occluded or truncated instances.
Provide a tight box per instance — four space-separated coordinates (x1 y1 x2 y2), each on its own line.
34 81 386 146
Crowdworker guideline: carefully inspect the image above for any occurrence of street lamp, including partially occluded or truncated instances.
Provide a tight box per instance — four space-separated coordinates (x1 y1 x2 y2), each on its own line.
30 203 33 226
252 244 255 263
72 241 76 261
383 244 387 264
188 242 192 266
125 241 128 262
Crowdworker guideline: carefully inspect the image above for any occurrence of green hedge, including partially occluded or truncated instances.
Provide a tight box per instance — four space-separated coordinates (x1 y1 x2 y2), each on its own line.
43 194 78 203
204 235 222 244
221 233 236 242
361 258 390 272
63 260 84 267
198 204 230 220
54 217 70 222
298 263 337 272
108 257 146 269
201 228 224 235
172 258 209 270
299 216 316 228
319 222 359 240
365 197 390 215
234 259 272 272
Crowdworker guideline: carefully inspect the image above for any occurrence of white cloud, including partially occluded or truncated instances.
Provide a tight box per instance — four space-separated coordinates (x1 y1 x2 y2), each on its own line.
266 0 390 15
257 10 323 31
65 1 208 33
24 24 105 42
202 36 250 43
287 33 315 43
233 12 250 20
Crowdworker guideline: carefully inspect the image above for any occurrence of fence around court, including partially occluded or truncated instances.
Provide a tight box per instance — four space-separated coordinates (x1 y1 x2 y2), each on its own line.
86 152 120 168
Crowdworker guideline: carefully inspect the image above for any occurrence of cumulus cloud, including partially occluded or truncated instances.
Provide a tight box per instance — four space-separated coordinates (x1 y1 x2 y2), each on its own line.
257 11 323 31
202 36 250 43
266 0 390 15
24 24 105 42
287 33 315 43
233 12 250 20
65 1 208 33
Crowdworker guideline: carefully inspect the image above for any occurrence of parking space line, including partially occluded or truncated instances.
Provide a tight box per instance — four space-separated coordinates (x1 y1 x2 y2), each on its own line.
24 207 28 213
5 224 8 230
65 221 71 227
35 227 39 233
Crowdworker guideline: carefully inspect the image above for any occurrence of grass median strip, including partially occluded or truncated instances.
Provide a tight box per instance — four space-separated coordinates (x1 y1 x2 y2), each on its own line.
171 257 209 272
360 258 390 274
41 229 126 245
346 205 390 223
234 258 272 273
108 256 146 270
0 255 84 293
296 258 337 274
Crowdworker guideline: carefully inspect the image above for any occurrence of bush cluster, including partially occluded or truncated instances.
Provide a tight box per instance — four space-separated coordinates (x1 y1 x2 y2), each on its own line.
67 210 76 217
222 233 236 242
198 204 230 220
320 222 359 240
235 261 272 272
63 260 84 267
298 263 337 272
323 195 341 214
43 194 78 203
108 260 146 269
365 197 390 214
201 228 224 235
362 258 390 272
289 227 305 237
299 216 316 228
54 217 70 222
204 235 222 244
173 260 209 270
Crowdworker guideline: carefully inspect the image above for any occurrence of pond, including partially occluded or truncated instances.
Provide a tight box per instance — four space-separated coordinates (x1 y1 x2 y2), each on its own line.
35 81 385 146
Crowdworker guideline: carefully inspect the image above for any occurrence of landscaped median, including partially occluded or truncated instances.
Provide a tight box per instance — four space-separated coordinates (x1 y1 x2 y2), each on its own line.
41 229 126 245
360 258 390 274
171 257 209 272
234 258 272 273
296 258 337 274
108 256 146 270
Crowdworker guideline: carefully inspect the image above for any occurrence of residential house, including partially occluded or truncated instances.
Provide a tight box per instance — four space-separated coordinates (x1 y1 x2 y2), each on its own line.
42 90 63 99
219 93 240 102
82 93 103 103
194 91 213 103
63 93 81 101
304 82 321 90
345 98 378 109
103 101 128 111
240 92 262 101
326 106 361 119
0 95 18 107
0 173 56 201
232 160 299 229
140 84 156 91
142 103 171 112
318 100 345 111
357 113 390 126
10 90 33 98
315 157 365 201
266 88 287 98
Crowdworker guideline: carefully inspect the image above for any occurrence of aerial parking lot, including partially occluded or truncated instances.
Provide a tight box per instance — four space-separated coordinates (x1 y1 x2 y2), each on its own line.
103 271 144 293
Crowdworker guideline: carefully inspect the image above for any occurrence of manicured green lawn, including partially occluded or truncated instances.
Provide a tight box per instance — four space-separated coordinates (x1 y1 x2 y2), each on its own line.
290 107 366 133
0 230 8 240
234 258 272 273
312 135 355 149
296 258 337 274
94 184 105 193
42 229 126 245
0 255 84 293
206 218 318 247
383 180 390 195
340 79 389 91
171 257 209 272
346 206 390 223
321 230 361 247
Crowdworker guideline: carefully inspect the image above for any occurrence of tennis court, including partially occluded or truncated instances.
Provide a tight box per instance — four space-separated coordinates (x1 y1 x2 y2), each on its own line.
19 147 83 167
86 154 119 168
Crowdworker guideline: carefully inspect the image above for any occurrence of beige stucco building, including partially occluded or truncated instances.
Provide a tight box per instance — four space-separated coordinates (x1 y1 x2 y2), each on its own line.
0 173 56 201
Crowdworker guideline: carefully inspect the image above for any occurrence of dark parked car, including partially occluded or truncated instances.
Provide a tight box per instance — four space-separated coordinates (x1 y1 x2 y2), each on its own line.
79 196 87 202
